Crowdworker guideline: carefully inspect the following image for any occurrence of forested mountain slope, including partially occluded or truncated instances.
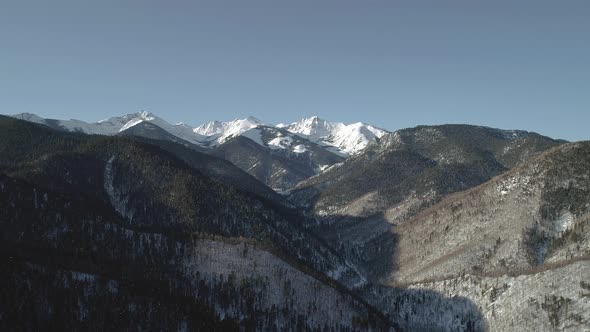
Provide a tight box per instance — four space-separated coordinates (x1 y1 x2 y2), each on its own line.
287 124 563 283
388 141 590 285
373 142 590 331
0 116 390 330
292 124 563 221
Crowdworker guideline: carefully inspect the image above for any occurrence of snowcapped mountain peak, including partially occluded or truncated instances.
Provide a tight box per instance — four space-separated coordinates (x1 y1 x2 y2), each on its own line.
285 117 387 155
194 116 264 144
286 116 333 137
114 111 208 145
301 115 325 124
227 116 263 130
100 110 153 124
10 111 386 157
193 120 224 136
117 111 165 132
138 110 153 119
123 110 155 121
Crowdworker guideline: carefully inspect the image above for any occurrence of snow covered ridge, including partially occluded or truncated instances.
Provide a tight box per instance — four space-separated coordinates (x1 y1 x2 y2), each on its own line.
11 111 208 146
10 112 387 156
193 116 263 144
283 116 387 155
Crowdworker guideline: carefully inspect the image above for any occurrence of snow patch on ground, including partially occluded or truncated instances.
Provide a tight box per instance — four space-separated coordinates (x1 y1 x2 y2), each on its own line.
497 174 531 196
502 140 524 155
415 127 444 144
268 135 293 149
292 144 307 154
435 146 466 165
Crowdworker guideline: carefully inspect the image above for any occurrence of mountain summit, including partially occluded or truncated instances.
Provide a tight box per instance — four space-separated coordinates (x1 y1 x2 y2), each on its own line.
193 116 264 144
284 116 386 155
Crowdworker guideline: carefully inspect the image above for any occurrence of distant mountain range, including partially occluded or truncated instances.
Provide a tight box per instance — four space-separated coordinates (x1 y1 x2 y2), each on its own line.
12 111 386 156
11 111 386 191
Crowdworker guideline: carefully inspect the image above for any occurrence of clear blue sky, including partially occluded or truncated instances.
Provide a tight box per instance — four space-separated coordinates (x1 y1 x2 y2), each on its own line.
1 1 589 140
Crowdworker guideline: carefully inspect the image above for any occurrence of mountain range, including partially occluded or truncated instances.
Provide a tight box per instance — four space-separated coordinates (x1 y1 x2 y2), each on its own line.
2 112 589 331
12 111 385 191
12 111 384 155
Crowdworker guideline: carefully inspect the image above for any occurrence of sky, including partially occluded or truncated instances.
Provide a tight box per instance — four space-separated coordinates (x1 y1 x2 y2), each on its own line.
1 0 589 141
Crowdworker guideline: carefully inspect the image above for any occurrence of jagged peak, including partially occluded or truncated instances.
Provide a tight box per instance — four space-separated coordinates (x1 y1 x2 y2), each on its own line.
295 115 328 125
193 116 264 141
9 111 386 155
283 117 387 155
